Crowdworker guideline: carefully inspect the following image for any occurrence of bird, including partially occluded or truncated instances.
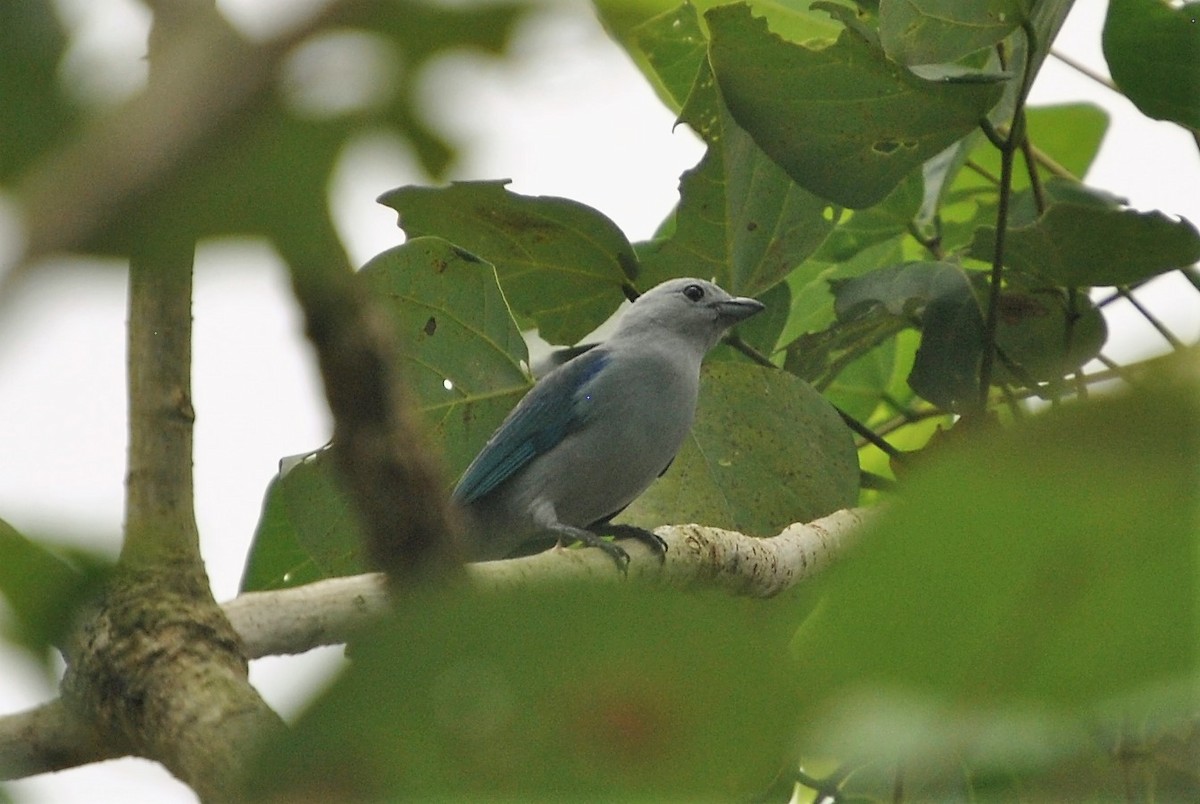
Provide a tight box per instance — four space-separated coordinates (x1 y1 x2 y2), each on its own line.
451 277 765 569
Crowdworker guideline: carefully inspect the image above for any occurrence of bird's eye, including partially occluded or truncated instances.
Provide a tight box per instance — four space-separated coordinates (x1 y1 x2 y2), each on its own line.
682 283 705 302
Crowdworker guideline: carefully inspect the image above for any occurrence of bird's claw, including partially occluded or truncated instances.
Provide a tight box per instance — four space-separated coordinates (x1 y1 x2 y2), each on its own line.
604 524 668 564
594 539 632 573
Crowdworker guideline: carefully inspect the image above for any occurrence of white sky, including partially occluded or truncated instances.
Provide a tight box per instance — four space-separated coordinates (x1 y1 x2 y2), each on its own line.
1 1 1198 801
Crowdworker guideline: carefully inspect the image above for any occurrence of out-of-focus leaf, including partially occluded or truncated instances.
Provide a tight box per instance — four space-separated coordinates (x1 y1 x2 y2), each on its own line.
0 0 76 180
879 0 1026 66
794 369 1200 797
16 1 528 263
833 261 984 411
1103 0 1200 129
623 363 859 534
971 202 1200 287
247 584 802 799
0 519 112 670
707 3 1005 208
379 181 638 344
243 239 530 590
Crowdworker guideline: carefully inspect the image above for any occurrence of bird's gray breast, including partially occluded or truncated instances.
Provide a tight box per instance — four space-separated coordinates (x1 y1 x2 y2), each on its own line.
524 345 700 528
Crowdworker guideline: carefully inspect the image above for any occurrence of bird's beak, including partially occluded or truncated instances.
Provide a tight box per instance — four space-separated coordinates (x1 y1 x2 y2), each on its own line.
714 296 765 323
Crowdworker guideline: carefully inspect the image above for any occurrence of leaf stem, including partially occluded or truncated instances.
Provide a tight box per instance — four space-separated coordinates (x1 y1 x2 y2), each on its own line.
1116 287 1185 350
977 20 1040 416
1049 48 1117 92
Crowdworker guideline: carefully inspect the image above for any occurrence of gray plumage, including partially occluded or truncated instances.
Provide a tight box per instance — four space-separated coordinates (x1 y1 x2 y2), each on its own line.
453 278 764 568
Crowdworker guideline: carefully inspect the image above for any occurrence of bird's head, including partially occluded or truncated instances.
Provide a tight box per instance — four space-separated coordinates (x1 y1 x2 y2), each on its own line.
613 278 765 353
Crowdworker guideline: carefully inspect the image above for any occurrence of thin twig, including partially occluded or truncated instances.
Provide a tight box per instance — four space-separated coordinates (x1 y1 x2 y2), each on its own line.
1116 287 1185 350
1050 48 1118 92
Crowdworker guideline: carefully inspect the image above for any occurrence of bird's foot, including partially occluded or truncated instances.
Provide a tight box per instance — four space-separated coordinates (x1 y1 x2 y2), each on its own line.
554 527 631 573
602 524 668 563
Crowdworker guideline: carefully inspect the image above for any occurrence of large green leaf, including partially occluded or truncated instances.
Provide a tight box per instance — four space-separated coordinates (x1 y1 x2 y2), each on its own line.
793 370 1200 798
638 59 840 295
971 202 1200 287
246 584 802 799
1103 0 1200 130
379 181 639 344
623 363 859 534
243 239 531 590
878 0 1027 66
706 3 1005 208
358 237 531 473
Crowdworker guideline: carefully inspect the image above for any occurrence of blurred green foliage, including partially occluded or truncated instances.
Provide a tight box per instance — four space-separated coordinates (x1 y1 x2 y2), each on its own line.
2 0 1198 799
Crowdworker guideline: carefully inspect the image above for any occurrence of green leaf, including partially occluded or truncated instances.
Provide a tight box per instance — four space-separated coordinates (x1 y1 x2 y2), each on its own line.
1103 0 1200 129
378 181 639 344
241 452 369 592
833 261 984 411
358 237 531 474
246 584 802 799
971 202 1200 287
623 363 859 534
879 0 1026 66
0 519 112 669
628 3 711 112
794 371 1200 793
639 58 840 296
820 337 902 423
706 3 1005 208
991 282 1107 386
0 0 76 180
598 0 846 71
778 235 906 355
243 239 531 590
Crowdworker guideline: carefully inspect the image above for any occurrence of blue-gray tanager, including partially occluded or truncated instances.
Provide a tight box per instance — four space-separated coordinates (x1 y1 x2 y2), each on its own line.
452 278 765 568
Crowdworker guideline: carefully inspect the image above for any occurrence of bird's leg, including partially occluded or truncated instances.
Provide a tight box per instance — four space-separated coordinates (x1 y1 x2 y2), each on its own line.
600 524 668 562
549 524 631 572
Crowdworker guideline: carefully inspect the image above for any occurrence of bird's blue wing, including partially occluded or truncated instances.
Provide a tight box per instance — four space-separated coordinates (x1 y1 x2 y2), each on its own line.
452 348 609 504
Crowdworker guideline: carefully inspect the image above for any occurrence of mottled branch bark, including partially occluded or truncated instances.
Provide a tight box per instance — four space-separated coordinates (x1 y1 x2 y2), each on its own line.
0 700 115 779
49 6 285 800
224 508 872 658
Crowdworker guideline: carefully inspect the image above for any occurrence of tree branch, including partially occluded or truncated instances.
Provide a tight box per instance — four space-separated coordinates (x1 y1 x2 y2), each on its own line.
49 6 285 800
225 508 873 658
2 508 870 780
0 700 117 780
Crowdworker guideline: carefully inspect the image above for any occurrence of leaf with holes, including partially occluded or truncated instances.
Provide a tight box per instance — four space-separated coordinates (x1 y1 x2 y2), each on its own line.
707 3 1005 209
379 181 638 344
